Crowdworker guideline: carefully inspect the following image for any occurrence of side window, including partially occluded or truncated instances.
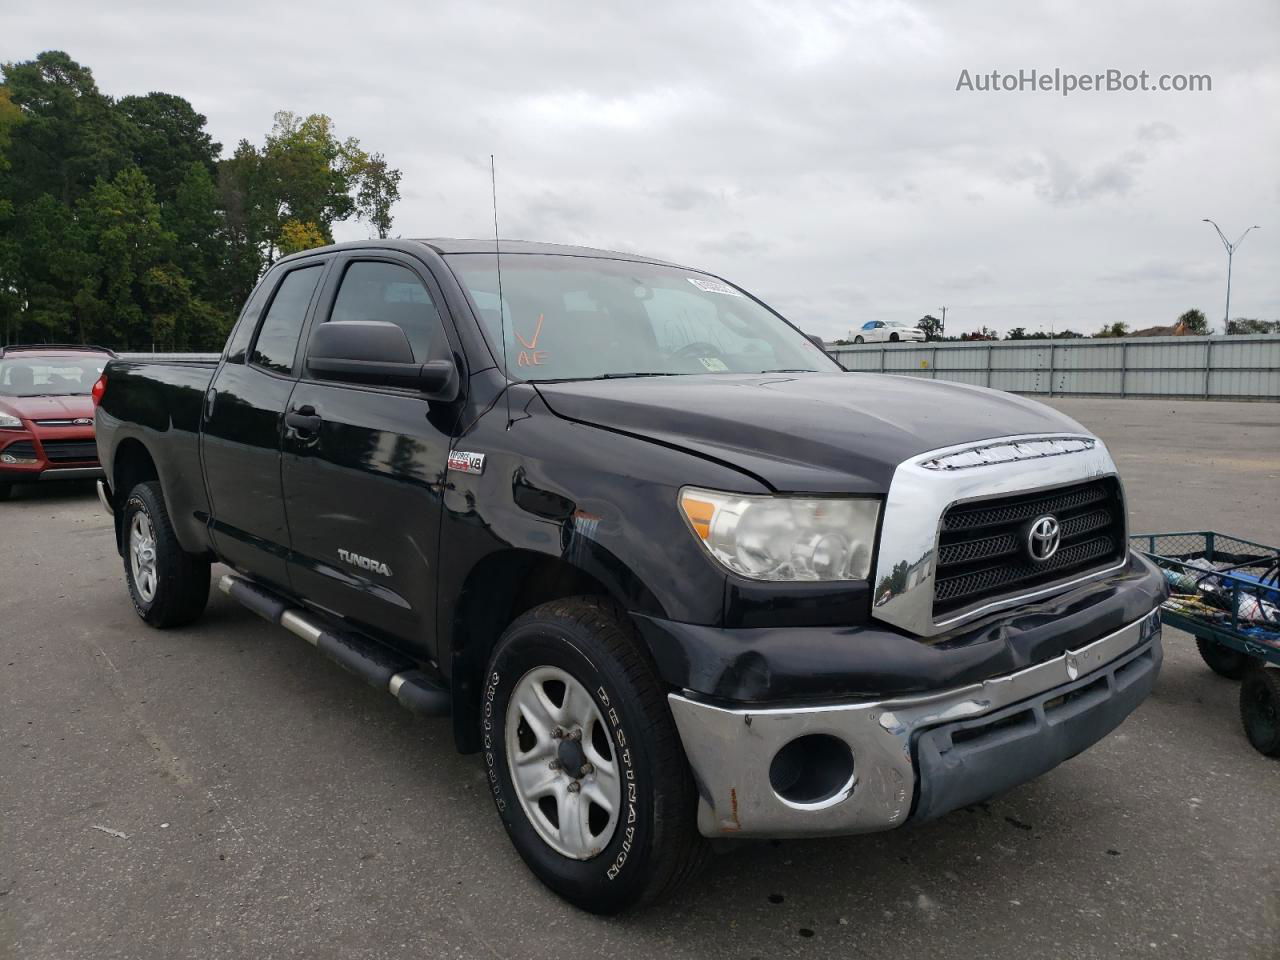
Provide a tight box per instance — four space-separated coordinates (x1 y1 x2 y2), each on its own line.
224 273 277 364
862 321 875 330
251 265 323 374
327 261 444 363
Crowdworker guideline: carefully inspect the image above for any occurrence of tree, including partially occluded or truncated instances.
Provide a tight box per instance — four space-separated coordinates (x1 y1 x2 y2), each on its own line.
1226 318 1280 335
1094 322 1128 338
0 51 403 348
215 139 270 313
0 51 126 207
918 314 942 340
1005 326 1028 340
352 152 402 239
117 92 220 205
75 166 170 346
277 218 326 256
1177 308 1208 335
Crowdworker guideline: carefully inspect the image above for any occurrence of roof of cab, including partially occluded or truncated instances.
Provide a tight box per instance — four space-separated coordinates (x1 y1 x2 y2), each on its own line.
415 238 683 267
272 238 689 269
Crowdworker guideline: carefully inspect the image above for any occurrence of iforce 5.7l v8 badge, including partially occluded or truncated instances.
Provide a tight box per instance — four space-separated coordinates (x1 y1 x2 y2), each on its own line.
448 450 486 475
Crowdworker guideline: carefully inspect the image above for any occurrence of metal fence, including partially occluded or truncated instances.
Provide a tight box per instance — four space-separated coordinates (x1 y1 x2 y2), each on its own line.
825 335 1280 401
119 352 220 362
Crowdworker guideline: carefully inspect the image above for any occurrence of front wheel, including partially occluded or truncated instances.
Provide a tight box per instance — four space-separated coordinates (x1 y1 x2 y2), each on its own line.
1240 665 1280 757
122 480 211 628
889 332 900 342
853 335 864 344
481 597 706 913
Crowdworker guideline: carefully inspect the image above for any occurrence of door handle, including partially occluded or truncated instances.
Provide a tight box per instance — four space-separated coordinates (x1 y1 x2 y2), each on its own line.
285 405 322 434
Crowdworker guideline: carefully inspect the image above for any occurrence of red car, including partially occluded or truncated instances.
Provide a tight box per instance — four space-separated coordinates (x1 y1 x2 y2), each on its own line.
0 344 114 501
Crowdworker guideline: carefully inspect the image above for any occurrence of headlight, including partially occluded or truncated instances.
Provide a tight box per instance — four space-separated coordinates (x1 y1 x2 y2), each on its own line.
0 411 22 429
679 487 880 581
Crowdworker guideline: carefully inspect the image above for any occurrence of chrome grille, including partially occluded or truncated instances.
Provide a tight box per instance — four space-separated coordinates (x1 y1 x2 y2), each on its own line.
933 478 1125 617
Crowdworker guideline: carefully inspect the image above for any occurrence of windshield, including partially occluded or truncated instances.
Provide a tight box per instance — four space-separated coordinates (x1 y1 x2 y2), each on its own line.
0 357 107 397
446 254 838 381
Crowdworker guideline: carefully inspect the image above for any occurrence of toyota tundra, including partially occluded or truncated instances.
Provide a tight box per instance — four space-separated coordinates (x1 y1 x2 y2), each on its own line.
93 239 1167 912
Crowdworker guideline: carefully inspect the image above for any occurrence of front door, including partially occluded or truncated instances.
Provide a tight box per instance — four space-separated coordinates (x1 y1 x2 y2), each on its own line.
280 253 461 658
202 260 327 588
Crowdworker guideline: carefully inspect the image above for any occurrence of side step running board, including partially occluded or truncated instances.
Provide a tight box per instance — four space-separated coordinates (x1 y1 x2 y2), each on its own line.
218 574 451 717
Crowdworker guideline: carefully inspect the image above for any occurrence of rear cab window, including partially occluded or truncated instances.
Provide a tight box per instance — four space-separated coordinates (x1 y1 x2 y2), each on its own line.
250 265 324 374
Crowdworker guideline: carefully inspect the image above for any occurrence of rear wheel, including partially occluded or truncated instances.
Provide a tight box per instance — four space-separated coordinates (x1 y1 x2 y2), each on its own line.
481 597 706 913
1239 665 1280 757
1196 636 1250 679
122 480 210 628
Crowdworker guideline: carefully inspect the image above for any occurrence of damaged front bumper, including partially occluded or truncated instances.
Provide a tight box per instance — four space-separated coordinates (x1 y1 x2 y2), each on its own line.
667 608 1162 838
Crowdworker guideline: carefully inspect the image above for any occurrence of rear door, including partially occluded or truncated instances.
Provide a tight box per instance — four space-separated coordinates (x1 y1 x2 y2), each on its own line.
202 259 328 589
280 252 462 657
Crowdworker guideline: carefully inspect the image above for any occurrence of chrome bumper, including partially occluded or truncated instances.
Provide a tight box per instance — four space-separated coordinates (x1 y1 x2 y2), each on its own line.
38 466 104 481
668 608 1162 839
96 478 113 513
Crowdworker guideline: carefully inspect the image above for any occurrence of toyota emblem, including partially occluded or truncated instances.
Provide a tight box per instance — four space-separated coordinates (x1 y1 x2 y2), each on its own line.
1027 515 1061 562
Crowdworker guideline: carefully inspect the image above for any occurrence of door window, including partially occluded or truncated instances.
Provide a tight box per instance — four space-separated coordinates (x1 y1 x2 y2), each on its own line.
327 261 444 363
251 265 323 374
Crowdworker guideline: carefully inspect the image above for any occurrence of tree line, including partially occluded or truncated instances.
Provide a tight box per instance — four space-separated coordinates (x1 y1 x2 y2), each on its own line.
867 308 1277 343
0 51 402 351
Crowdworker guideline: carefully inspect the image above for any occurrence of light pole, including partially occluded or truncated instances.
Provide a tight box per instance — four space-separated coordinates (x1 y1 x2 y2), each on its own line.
1202 219 1260 334
938 306 947 339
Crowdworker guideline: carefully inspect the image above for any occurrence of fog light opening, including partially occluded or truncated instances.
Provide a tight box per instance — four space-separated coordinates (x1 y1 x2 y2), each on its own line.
768 734 855 808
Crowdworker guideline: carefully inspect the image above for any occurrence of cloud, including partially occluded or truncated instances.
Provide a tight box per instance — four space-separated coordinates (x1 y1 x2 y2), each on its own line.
1137 121 1179 143
4 0 1277 340
1099 260 1220 285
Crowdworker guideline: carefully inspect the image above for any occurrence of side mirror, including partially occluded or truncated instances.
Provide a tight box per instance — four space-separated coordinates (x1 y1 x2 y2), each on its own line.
807 333 828 352
307 321 458 398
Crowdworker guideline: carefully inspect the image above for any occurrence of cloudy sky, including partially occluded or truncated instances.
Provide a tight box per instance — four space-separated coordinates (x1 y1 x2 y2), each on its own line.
7 0 1278 339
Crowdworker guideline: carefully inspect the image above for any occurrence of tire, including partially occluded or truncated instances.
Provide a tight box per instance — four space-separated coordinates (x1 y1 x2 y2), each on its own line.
1239 665 1280 757
122 480 210 628
853 336 864 344
481 596 706 913
0 482 11 502
889 333 900 342
1196 636 1250 679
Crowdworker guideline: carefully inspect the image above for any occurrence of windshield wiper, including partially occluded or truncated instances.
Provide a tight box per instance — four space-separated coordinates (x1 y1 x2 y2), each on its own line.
758 368 818 374
536 372 676 383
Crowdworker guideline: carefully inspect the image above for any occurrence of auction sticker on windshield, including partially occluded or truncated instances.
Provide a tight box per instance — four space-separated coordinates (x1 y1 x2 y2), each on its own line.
687 277 743 297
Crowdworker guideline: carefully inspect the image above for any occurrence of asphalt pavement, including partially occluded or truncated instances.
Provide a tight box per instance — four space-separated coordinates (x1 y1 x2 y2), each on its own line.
2 397 1278 959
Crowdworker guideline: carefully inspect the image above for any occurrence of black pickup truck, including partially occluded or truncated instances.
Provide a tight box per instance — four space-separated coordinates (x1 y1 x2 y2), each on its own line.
95 239 1167 912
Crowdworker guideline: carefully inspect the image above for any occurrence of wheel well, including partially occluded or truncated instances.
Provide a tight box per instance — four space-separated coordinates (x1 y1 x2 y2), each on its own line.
113 438 159 500
110 439 160 552
450 550 614 753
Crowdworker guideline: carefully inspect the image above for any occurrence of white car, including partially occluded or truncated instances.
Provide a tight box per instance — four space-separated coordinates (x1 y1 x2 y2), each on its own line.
852 320 927 344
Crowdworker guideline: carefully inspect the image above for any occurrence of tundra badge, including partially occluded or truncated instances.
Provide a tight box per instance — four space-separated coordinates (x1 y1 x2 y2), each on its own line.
338 549 392 577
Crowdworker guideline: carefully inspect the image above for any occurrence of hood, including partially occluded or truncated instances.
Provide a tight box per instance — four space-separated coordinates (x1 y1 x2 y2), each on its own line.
0 394 96 423
535 372 1089 493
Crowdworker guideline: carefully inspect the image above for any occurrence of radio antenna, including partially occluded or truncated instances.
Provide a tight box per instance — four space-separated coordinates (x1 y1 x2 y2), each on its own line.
490 154 512 430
